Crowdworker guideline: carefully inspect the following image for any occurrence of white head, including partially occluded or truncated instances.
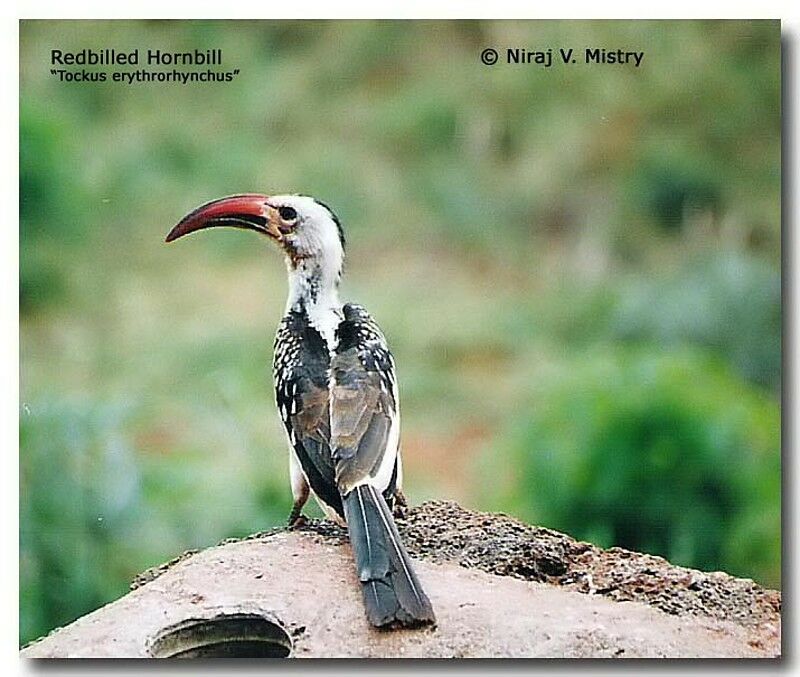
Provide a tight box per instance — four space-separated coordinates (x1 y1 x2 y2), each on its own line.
166 192 346 309
267 194 345 273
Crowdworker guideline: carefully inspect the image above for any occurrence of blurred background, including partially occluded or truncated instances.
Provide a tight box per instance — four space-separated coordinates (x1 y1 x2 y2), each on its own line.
20 20 781 645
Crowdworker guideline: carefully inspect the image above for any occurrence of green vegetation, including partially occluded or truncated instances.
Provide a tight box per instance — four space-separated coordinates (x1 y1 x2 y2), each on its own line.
20 20 780 645
479 349 780 585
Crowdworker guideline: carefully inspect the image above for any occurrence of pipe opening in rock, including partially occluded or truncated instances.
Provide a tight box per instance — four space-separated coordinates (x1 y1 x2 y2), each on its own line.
149 613 292 658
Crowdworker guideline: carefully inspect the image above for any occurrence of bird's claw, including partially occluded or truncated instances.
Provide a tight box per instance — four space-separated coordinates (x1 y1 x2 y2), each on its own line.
392 490 409 519
287 512 308 530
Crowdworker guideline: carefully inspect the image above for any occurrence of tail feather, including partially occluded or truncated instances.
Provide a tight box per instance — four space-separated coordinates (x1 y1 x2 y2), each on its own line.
342 485 436 629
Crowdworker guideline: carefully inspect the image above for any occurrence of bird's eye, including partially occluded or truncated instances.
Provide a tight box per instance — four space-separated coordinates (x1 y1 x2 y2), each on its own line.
278 206 298 222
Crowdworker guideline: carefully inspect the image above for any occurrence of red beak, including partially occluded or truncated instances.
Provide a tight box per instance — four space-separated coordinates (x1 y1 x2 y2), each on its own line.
165 194 275 243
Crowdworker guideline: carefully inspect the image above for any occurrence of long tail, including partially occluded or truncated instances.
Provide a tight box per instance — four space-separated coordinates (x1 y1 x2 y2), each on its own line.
342 484 436 629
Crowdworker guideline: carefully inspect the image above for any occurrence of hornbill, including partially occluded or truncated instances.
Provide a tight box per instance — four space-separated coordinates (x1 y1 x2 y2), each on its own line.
166 194 436 630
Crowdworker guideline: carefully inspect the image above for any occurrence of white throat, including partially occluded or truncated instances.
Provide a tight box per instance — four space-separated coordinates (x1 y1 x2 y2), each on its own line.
285 258 343 349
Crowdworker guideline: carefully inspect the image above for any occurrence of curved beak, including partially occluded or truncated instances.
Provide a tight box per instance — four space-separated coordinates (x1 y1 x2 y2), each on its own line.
165 194 281 243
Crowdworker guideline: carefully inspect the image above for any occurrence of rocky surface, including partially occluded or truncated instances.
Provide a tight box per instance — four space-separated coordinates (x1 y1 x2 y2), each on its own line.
396 501 781 632
25 501 780 658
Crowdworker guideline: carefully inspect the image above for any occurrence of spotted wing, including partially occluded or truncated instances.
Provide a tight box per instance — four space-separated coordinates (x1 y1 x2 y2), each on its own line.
273 311 341 515
330 303 399 497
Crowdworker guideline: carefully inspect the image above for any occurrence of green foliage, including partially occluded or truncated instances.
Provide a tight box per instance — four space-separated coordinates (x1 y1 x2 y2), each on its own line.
20 400 141 642
634 161 721 231
480 349 780 587
19 101 86 309
612 253 782 390
541 252 782 391
20 395 294 644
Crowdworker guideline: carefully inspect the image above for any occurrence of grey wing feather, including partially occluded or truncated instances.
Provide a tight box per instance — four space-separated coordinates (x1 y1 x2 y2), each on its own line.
331 305 398 495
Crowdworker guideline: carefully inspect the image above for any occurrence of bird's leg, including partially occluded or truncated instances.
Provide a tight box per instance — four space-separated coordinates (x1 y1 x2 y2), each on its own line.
392 489 409 519
288 452 310 529
287 501 308 529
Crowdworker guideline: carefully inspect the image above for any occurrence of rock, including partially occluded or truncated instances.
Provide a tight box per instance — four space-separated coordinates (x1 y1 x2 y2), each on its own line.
21 501 780 658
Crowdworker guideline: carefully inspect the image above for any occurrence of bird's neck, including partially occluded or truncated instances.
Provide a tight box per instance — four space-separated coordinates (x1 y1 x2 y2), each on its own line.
285 257 343 345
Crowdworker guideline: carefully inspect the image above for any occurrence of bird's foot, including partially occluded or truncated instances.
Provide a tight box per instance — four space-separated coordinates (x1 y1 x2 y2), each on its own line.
392 490 409 519
287 504 308 529
287 514 308 530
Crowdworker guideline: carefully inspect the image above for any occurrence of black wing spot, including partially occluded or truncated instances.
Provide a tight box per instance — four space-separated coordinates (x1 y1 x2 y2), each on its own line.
273 308 342 517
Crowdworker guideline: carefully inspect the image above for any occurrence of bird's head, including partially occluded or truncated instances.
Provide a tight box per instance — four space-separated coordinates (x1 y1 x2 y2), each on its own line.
166 194 345 272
